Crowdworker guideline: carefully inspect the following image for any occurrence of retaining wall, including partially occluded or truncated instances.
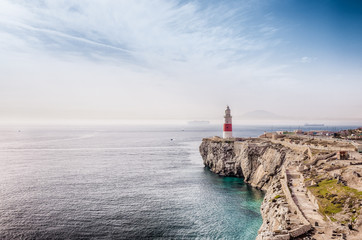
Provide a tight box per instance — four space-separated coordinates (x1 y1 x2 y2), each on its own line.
271 139 355 152
280 166 312 238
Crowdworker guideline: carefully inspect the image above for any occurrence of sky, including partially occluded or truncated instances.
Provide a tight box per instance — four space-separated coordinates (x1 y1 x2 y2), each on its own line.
0 0 361 125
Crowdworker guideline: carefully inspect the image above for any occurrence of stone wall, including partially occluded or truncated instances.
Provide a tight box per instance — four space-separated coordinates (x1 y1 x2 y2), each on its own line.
270 139 355 152
280 166 312 238
300 173 320 209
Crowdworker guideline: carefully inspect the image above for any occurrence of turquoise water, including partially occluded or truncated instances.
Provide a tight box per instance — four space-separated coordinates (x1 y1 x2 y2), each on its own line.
1 124 352 239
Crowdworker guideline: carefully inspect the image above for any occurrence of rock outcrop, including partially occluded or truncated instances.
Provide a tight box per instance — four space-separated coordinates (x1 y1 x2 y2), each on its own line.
200 134 362 240
199 137 303 190
199 137 311 239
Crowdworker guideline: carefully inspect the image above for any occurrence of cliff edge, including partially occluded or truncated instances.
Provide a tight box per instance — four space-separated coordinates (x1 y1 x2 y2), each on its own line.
199 137 303 190
200 136 362 240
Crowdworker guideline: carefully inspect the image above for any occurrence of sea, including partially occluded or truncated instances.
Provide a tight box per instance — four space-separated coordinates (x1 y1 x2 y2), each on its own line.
0 124 358 239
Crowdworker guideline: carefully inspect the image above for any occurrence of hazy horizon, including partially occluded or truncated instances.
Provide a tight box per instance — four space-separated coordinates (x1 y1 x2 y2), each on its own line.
1 1 362 125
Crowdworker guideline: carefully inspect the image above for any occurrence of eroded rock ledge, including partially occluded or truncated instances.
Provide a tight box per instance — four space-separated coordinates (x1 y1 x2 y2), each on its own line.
199 137 300 190
200 137 313 239
200 135 362 240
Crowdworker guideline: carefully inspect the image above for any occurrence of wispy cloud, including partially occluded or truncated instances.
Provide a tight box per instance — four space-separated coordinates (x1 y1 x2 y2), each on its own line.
0 0 280 72
1 1 360 122
299 56 315 63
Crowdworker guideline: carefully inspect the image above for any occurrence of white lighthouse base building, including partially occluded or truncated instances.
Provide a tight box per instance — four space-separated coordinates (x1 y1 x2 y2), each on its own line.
223 131 232 138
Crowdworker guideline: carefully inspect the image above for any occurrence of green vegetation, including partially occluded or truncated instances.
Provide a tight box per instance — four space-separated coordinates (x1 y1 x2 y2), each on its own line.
304 177 312 182
274 195 283 199
269 194 284 202
308 179 362 220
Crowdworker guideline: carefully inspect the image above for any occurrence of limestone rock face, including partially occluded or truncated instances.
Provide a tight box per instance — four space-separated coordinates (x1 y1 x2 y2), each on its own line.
256 177 297 240
199 140 239 177
199 138 308 240
199 138 296 190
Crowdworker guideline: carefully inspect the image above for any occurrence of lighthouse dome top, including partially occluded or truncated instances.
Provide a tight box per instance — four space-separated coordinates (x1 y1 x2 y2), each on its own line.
225 105 231 115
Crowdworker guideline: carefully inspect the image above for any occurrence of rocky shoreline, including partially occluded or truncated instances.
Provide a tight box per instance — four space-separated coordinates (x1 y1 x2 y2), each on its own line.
199 136 362 240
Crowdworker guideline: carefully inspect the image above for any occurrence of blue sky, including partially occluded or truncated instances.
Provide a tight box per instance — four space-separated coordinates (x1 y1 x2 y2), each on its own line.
0 0 361 124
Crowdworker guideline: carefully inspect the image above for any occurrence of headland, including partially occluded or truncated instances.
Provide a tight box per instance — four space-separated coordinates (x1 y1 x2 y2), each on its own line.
200 129 362 240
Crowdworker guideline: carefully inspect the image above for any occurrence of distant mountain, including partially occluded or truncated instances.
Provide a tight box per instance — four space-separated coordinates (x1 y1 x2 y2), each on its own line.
240 110 285 120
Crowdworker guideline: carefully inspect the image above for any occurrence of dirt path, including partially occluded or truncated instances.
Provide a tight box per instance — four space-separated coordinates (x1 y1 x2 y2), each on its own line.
287 167 338 240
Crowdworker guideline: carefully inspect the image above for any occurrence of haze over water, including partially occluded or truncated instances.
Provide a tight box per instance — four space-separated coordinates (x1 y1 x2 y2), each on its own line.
0 125 267 239
1 1 362 124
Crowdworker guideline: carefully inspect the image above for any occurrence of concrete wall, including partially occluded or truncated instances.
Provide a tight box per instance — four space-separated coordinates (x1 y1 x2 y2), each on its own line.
271 139 355 152
299 173 320 209
280 166 312 238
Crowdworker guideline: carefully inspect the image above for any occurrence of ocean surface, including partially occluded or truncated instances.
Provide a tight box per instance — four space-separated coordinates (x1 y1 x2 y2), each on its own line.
0 125 358 239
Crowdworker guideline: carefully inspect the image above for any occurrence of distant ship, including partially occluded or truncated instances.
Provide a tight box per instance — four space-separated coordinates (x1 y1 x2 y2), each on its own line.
188 121 210 125
304 123 325 127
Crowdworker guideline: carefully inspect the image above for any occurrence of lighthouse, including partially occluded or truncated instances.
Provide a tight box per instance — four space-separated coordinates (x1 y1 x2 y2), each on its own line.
223 106 232 138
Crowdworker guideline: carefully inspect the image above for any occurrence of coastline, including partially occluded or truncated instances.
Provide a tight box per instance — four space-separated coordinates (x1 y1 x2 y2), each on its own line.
200 135 362 240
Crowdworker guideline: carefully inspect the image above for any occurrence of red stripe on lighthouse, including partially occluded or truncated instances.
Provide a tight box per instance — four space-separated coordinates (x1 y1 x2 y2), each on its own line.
223 124 232 131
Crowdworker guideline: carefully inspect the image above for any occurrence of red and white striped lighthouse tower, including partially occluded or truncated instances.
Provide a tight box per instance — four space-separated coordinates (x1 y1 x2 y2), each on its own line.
223 106 232 138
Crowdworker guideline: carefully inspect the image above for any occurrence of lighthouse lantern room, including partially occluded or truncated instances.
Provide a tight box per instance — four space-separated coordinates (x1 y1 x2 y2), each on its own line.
223 106 232 138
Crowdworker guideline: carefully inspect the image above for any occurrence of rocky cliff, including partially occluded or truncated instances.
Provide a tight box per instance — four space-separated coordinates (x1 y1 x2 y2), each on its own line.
200 135 362 240
199 137 304 190
199 137 312 240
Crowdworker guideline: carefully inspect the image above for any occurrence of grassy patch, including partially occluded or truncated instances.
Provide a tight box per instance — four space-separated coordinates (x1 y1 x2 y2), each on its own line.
304 177 312 182
274 195 283 199
308 179 362 219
